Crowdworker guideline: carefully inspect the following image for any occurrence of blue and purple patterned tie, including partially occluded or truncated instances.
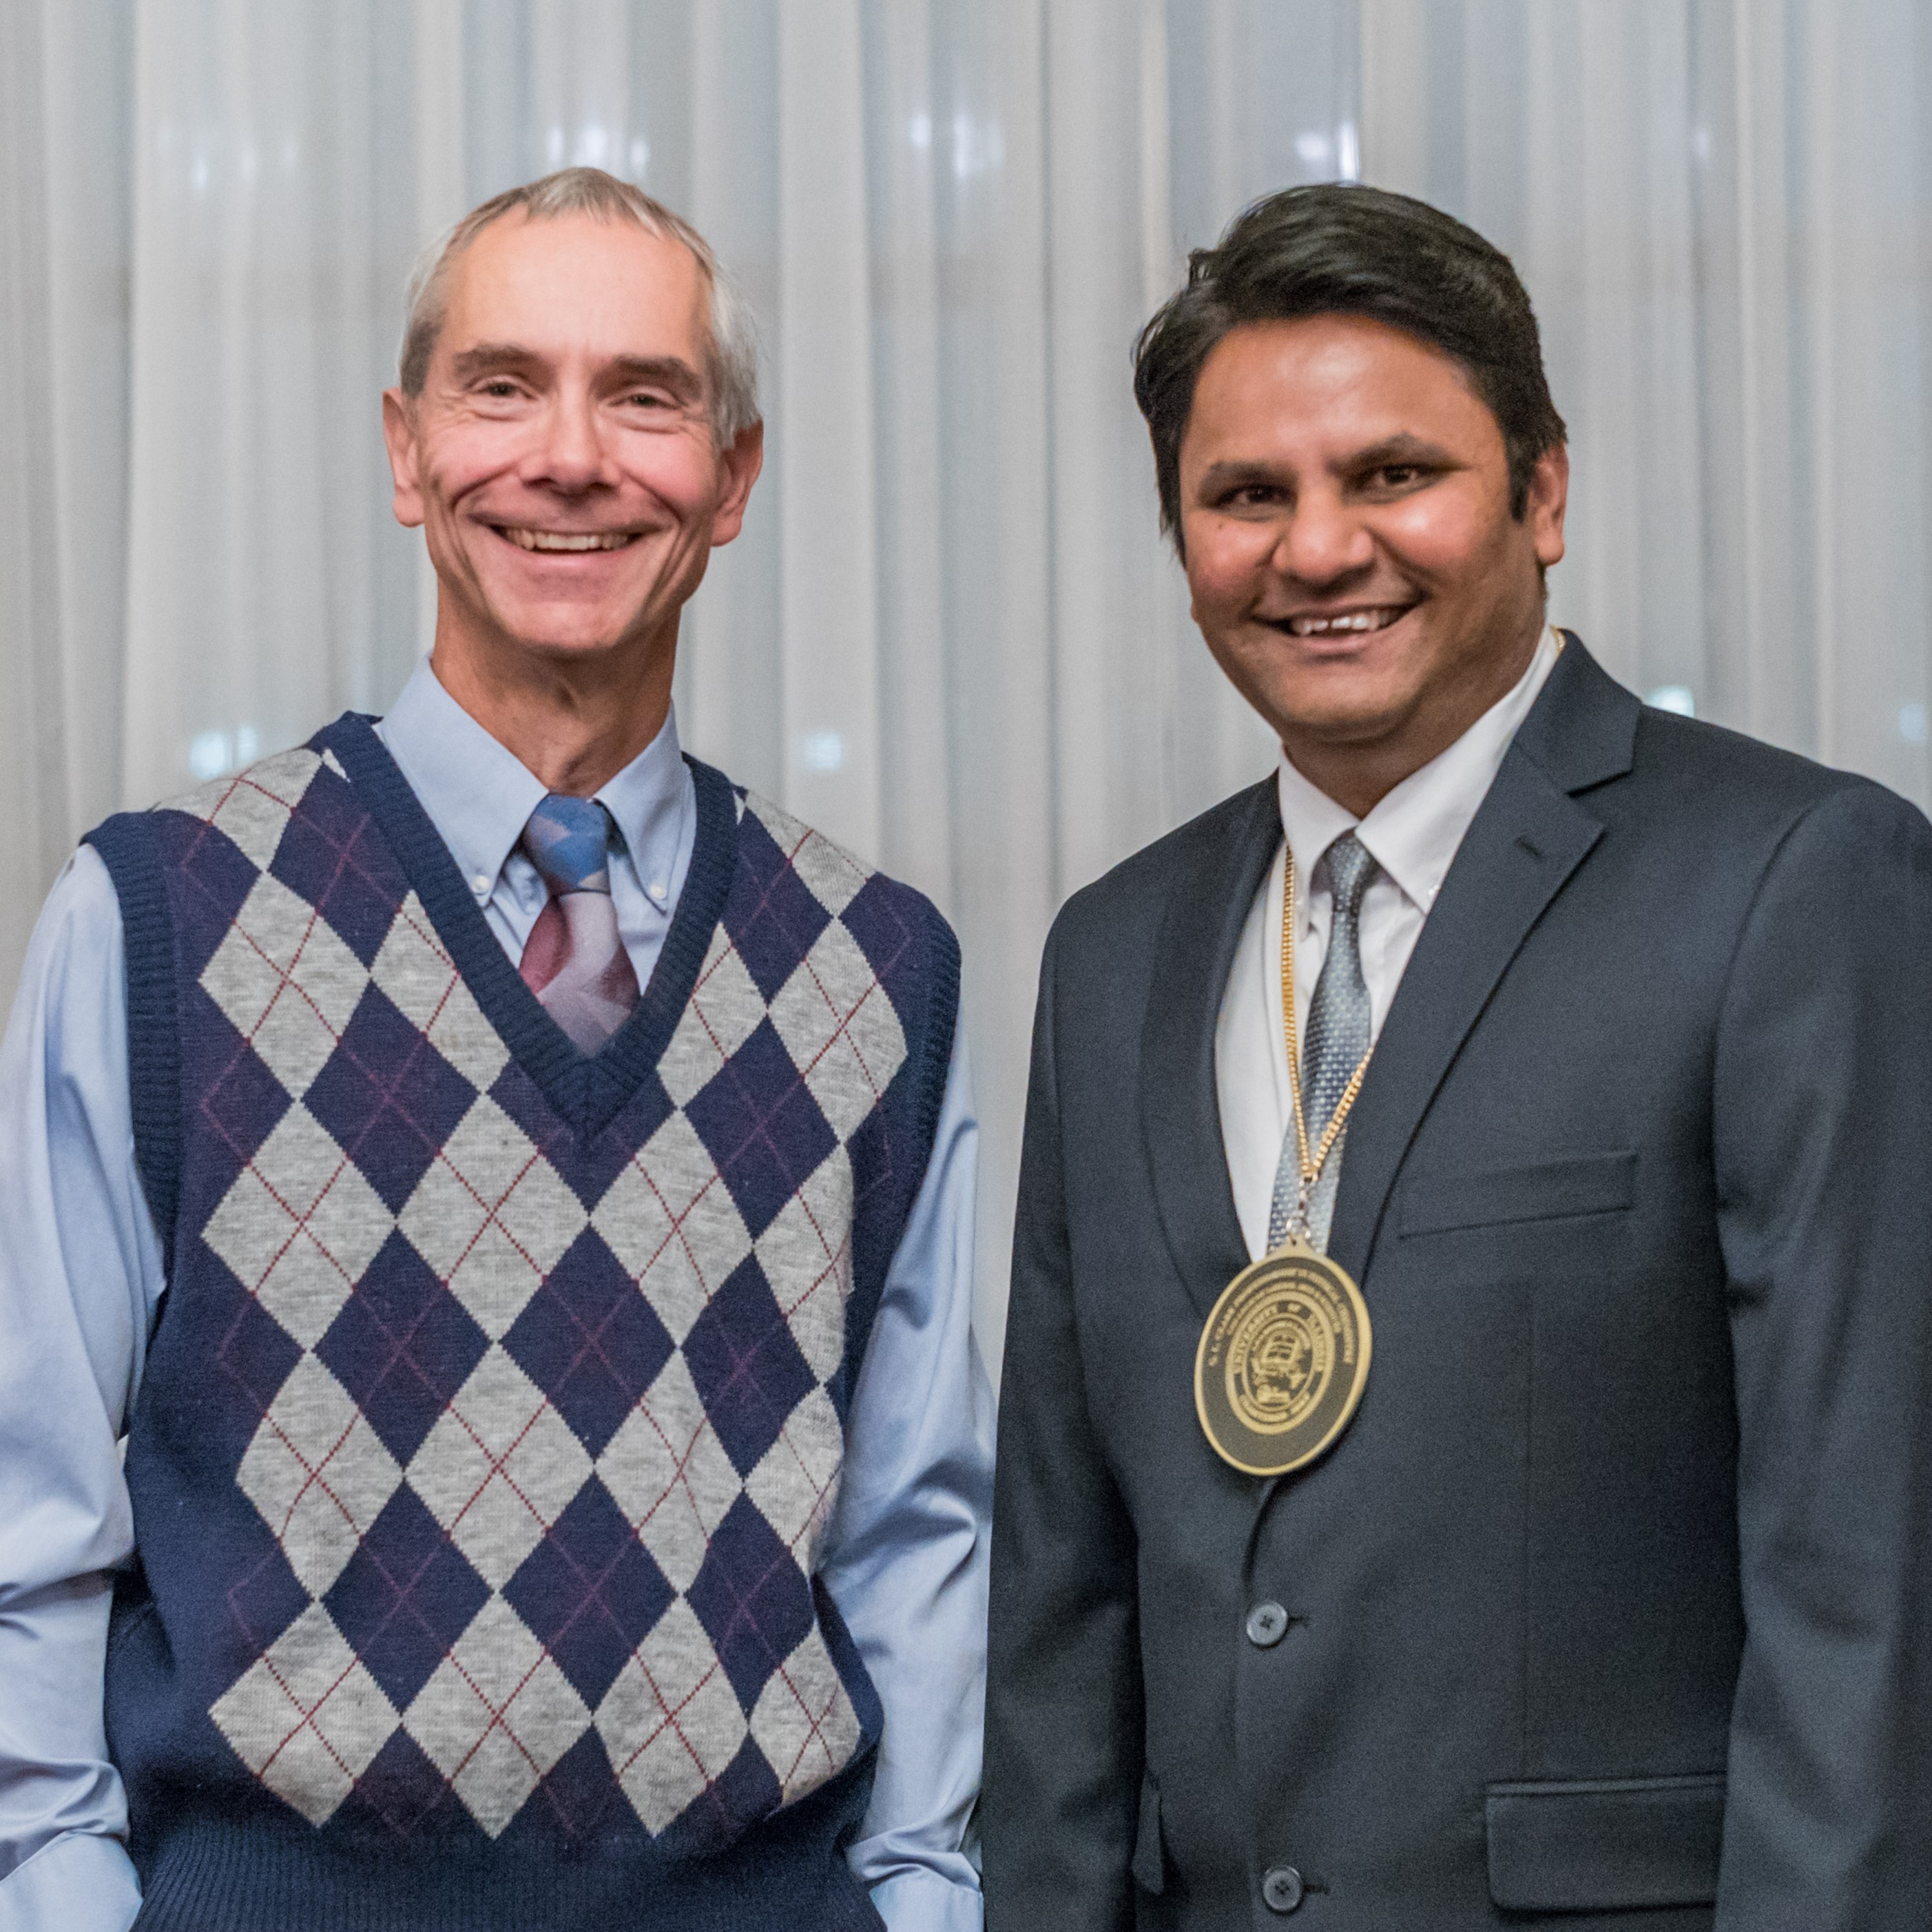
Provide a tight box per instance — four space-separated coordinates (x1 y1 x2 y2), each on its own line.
517 795 640 1054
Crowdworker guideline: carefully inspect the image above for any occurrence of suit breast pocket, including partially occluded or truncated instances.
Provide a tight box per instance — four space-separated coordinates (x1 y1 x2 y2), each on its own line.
1399 1150 1637 1238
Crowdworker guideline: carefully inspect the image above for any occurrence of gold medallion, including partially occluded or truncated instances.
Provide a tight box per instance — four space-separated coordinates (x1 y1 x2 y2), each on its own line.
1194 1236 1372 1477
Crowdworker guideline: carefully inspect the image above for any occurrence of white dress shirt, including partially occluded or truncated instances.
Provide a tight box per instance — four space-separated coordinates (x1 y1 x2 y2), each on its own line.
0 658 990 1932
1216 625 1563 1260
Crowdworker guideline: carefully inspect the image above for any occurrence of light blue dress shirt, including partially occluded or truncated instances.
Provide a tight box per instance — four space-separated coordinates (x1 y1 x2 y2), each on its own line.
0 661 991 1932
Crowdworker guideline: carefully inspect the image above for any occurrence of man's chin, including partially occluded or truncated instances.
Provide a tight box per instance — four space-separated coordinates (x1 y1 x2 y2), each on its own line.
508 627 632 661
484 603 652 665
469 579 690 667
1261 687 1417 754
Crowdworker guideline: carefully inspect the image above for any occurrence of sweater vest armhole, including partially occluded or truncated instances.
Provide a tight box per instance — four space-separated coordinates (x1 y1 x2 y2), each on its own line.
84 813 183 1274
838 896 962 1386
907 900 962 1198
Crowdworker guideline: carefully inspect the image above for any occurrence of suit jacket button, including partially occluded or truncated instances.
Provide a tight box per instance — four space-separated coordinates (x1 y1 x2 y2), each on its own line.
1246 1601 1290 1647
1262 1865 1305 1913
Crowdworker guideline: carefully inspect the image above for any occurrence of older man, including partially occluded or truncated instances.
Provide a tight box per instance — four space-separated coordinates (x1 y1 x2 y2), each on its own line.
0 169 987 1932
986 185 1932 1929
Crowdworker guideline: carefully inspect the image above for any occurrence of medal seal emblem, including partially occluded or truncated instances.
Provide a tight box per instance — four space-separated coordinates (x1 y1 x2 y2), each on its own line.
1195 1241 1371 1477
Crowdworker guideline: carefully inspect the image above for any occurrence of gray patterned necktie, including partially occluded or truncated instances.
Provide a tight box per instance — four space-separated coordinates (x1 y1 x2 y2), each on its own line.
1267 831 1379 1254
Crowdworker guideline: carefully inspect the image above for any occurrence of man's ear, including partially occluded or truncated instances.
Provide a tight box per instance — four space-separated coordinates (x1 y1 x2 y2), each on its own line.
707 419 766 548
1527 442 1568 569
382 388 426 529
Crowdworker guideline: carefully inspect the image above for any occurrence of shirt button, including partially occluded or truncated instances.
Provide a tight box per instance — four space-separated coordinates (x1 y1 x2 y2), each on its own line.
647 880 667 902
472 873 490 895
1246 1601 1291 1648
1261 1865 1305 1914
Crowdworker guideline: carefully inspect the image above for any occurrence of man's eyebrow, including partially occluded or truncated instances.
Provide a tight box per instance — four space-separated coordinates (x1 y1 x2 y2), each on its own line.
444 346 705 402
1346 433 1457 469
1192 457 1287 495
604 355 705 400
1192 435 1462 499
448 342 545 382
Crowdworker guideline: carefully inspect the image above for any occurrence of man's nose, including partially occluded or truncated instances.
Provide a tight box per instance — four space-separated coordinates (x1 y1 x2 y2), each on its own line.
1273 490 1375 587
529 392 616 490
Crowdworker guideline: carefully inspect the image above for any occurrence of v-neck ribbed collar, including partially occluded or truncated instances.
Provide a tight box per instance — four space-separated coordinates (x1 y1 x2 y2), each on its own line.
375 655 692 913
322 712 738 1138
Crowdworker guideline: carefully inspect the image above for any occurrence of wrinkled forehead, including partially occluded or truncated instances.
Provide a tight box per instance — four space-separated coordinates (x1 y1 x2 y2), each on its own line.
435 209 712 373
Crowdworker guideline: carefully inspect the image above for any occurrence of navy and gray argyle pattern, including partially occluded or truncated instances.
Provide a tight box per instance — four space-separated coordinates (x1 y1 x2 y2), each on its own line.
97 721 948 1862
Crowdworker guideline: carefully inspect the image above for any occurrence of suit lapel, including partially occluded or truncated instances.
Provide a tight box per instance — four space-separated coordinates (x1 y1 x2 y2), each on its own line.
1325 638 1641 1282
1141 778 1282 1321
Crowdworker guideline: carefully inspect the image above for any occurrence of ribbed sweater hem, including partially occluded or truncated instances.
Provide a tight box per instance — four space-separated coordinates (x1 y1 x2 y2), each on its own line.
131 1798 885 1932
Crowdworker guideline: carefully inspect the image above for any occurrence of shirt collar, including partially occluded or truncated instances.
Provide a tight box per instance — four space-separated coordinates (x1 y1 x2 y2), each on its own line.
1275 623 1563 910
376 655 691 904
593 696 692 904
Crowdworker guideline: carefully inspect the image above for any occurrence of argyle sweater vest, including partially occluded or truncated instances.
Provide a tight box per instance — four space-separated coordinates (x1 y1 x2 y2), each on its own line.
85 716 958 1932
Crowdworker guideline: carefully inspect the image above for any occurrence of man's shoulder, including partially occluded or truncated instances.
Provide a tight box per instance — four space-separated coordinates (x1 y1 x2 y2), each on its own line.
91 724 365 870
1050 778 1275 957
1619 706 1931 851
154 740 353 823
723 778 961 1000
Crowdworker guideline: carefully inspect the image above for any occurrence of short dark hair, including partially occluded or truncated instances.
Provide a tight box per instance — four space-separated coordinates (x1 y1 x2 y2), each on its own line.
1133 185 1566 543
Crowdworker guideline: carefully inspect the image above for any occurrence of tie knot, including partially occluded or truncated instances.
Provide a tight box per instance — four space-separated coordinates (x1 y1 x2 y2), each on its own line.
521 794 616 897
1323 831 1377 917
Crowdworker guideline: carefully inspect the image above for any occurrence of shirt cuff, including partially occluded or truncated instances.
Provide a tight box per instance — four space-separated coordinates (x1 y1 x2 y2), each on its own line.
0 1832 140 1932
868 1864 984 1932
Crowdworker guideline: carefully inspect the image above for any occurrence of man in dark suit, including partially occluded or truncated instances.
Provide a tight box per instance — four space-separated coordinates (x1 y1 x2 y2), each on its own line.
984 185 1932 1930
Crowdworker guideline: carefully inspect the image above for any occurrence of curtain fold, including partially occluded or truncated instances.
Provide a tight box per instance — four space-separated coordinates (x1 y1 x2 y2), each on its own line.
6 0 1926 1351
0 0 73 963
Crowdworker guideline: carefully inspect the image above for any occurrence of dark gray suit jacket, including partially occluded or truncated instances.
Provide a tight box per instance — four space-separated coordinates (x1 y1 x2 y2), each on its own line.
985 640 1932 1930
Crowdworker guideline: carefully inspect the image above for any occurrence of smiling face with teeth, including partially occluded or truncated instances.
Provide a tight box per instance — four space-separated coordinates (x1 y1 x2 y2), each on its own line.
382 209 762 777
1176 312 1568 816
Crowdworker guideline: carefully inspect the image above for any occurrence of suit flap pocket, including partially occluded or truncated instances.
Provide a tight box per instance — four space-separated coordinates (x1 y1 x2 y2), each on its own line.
1132 1770 1165 1895
1485 1774 1724 1911
1401 1150 1637 1236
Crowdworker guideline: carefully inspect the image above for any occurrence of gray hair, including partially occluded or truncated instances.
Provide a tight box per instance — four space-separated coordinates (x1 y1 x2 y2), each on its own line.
397 167 760 442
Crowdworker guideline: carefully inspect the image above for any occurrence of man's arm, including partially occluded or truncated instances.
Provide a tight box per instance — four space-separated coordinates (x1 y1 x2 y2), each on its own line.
981 925 1142 1932
1711 780 1932 1930
0 848 160 1932
820 1029 993 1932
